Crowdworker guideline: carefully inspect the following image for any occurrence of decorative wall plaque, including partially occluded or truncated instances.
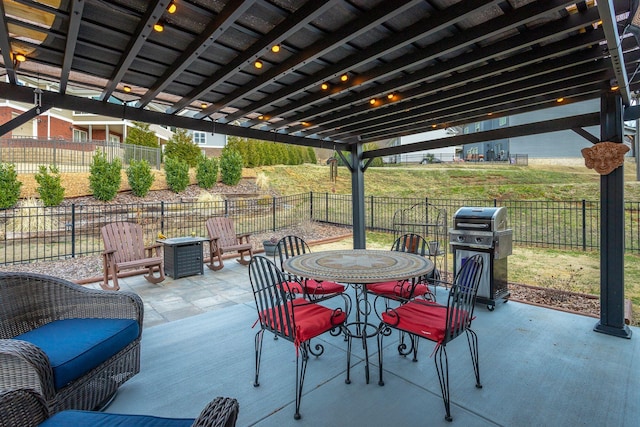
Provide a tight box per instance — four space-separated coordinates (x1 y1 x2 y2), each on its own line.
581 142 630 175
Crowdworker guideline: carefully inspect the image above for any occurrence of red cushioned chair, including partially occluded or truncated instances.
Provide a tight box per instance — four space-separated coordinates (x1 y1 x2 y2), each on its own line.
368 233 436 306
249 256 347 420
275 236 351 308
377 254 484 422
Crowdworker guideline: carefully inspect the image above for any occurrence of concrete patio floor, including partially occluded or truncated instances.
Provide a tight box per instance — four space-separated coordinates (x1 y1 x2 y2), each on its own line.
103 257 640 426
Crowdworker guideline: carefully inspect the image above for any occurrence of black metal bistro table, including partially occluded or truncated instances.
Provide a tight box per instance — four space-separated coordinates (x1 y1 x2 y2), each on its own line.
283 249 433 384
157 236 208 279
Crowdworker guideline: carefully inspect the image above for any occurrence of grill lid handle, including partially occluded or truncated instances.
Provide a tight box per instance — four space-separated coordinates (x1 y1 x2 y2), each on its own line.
456 222 490 229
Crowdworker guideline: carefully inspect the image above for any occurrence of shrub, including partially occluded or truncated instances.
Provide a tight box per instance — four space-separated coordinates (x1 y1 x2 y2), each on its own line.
89 151 122 201
196 155 219 189
125 121 159 148
220 148 243 185
35 165 65 206
0 162 22 208
126 159 155 197
164 157 190 193
164 129 202 167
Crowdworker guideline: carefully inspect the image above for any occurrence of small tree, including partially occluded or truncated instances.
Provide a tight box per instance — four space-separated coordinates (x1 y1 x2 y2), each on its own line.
35 165 65 206
220 148 243 185
125 122 158 148
196 155 219 189
89 151 122 201
164 128 202 167
164 157 190 193
0 163 22 208
126 159 155 197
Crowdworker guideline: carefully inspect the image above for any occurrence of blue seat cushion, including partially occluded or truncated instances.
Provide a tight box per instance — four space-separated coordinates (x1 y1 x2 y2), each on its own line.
41 410 193 426
15 318 139 390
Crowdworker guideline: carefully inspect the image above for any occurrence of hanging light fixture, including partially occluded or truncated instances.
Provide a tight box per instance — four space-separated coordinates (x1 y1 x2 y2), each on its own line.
167 2 177 13
340 74 349 82
123 85 132 93
254 60 263 69
271 45 280 53
321 83 329 90
153 22 164 32
14 53 26 63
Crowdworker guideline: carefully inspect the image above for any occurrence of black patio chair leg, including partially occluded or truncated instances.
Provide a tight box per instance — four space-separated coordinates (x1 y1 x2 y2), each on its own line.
294 343 310 420
345 329 353 384
466 329 482 389
253 330 264 387
377 324 387 386
434 344 452 422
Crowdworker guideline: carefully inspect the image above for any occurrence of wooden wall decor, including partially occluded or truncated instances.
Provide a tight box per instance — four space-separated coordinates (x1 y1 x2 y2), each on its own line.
581 142 630 175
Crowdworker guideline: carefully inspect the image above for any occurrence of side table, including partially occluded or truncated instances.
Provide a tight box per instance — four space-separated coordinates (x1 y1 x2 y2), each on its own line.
157 237 208 279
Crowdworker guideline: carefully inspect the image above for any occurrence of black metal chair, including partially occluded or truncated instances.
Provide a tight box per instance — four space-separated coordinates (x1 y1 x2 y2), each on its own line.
249 256 347 420
367 233 436 308
377 254 484 422
275 235 351 308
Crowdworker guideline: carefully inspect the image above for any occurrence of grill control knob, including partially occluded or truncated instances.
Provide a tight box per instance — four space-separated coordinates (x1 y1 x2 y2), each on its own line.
457 235 465 242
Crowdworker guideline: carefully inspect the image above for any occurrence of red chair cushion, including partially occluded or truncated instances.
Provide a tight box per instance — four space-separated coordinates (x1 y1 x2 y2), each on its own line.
304 278 345 295
259 299 346 348
367 280 430 299
381 301 468 344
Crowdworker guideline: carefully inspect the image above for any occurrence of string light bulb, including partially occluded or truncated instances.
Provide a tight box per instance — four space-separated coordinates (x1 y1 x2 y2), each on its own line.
321 83 329 90
370 98 377 105
123 85 131 93
254 60 263 69
153 22 164 32
271 45 280 53
167 2 177 13
387 93 395 100
340 74 348 82
556 97 564 103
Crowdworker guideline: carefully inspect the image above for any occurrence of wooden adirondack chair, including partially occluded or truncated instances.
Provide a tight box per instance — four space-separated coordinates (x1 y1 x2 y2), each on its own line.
206 217 253 271
101 222 165 290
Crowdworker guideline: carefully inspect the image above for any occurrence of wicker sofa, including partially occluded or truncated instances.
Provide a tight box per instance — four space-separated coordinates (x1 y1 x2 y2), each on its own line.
0 272 143 414
0 388 239 427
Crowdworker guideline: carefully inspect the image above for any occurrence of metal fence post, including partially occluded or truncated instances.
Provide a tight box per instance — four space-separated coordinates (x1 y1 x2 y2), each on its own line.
71 204 76 258
310 191 313 220
161 201 165 233
225 199 229 216
325 192 329 223
582 199 587 252
272 197 276 232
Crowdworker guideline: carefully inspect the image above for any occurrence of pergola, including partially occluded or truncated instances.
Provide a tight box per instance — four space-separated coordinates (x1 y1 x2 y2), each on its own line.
0 0 635 338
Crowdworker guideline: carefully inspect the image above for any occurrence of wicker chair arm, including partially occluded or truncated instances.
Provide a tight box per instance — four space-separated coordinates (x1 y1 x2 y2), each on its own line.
0 273 144 337
191 396 239 427
0 340 57 402
0 388 49 427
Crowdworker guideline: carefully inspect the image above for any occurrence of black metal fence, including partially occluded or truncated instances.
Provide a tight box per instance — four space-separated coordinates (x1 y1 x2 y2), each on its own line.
1 193 638 265
0 138 162 172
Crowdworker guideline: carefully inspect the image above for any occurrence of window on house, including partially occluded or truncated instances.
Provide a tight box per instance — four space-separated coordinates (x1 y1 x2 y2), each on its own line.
499 117 507 126
474 122 482 132
193 131 206 144
73 129 88 142
109 134 120 143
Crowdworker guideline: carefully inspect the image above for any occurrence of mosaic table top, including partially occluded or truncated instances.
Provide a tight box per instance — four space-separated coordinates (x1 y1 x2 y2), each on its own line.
282 249 433 284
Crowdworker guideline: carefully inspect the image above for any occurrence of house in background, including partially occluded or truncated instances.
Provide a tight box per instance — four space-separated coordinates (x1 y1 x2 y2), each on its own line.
382 128 461 163
460 99 635 161
187 129 227 157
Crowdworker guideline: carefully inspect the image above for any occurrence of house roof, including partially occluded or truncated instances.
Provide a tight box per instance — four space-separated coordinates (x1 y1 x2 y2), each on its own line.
0 0 638 155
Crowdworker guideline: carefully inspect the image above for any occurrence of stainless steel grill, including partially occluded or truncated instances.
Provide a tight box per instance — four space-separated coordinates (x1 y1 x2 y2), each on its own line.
449 207 512 310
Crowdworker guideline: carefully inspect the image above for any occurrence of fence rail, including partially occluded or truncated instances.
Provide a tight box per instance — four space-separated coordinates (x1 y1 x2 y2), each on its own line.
1 193 638 265
0 138 162 172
